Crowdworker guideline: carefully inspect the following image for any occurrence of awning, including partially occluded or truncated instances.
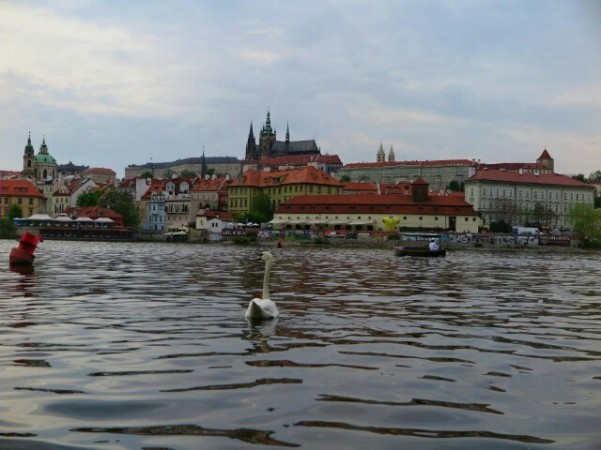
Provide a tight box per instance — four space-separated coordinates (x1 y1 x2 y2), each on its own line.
269 219 288 225
27 214 53 221
327 219 350 225
307 218 326 224
348 219 376 225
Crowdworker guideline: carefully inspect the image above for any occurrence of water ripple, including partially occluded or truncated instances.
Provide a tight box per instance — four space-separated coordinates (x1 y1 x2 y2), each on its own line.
1 241 600 449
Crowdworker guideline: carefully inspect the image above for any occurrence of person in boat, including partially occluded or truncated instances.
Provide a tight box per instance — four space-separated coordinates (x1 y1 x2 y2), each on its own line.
429 238 440 252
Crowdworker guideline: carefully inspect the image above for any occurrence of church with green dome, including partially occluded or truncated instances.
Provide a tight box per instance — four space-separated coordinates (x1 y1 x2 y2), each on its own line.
21 133 58 182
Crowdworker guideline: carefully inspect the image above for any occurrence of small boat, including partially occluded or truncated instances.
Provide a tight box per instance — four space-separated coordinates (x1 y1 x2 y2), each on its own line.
395 246 446 257
9 232 43 266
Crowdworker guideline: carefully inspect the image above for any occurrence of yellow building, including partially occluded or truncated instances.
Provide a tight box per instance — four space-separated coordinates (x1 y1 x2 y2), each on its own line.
228 166 343 217
0 179 47 218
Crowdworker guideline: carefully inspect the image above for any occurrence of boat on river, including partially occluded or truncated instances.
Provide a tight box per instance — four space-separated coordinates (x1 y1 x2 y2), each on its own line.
395 246 446 257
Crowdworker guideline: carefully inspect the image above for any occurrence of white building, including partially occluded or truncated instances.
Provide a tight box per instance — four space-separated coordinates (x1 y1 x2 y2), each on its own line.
465 169 595 228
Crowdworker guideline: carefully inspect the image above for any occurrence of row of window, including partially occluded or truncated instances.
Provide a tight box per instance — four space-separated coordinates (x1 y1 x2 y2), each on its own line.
477 187 591 202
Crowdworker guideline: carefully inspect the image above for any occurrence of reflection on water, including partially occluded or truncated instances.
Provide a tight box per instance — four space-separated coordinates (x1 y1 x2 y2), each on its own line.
0 240 600 449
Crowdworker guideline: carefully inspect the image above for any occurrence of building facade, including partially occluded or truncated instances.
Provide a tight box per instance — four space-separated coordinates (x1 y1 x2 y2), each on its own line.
125 156 242 180
228 166 343 217
464 170 595 228
339 157 477 191
272 178 481 233
0 179 47 218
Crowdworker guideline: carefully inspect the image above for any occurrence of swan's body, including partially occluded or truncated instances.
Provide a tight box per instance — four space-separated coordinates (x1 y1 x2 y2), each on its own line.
245 251 279 320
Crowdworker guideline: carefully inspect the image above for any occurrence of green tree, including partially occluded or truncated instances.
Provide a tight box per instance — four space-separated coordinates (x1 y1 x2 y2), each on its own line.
8 204 23 220
528 202 557 228
98 187 141 228
588 170 601 182
140 171 154 179
339 174 351 182
572 174 586 182
236 192 273 225
568 204 601 247
447 180 461 191
163 168 176 179
0 218 16 238
180 169 197 178
77 189 103 207
0 204 21 238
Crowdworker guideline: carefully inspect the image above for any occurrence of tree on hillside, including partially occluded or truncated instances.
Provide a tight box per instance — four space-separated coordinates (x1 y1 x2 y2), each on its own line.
572 174 586 182
98 187 141 228
236 192 273 225
77 189 103 207
568 204 601 247
180 169 197 178
589 170 601 182
447 180 463 192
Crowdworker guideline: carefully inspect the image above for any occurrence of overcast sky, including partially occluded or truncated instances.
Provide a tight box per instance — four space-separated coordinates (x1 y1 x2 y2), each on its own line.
1 0 600 178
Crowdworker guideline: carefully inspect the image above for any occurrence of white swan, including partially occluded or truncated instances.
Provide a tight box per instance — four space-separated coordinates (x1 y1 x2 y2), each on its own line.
245 251 279 320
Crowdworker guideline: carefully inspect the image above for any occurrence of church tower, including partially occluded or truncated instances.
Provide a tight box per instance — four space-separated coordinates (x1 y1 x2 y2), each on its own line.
258 110 276 158
536 148 554 173
245 123 258 161
388 145 395 162
35 136 57 181
21 133 36 179
376 143 385 162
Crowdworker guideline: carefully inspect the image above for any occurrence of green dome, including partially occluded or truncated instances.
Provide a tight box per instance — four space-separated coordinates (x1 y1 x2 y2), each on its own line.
35 153 57 164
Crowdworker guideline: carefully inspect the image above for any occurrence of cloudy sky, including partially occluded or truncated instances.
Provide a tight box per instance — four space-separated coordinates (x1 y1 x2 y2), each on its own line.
1 0 600 178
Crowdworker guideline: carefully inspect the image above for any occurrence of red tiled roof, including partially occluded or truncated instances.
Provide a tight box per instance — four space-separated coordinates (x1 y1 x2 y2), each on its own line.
477 162 547 171
538 149 552 160
82 167 116 175
0 179 45 198
141 180 166 200
118 179 136 188
467 170 593 187
342 182 378 192
191 177 229 192
199 210 232 221
344 159 476 169
277 193 479 216
230 166 343 188
249 154 343 166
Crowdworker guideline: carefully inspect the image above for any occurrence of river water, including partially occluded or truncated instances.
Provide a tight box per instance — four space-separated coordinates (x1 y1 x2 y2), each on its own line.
0 240 599 450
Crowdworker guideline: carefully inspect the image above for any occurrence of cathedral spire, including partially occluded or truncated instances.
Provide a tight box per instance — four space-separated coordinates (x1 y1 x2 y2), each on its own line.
200 148 208 178
245 122 258 161
40 135 49 154
24 132 34 156
285 122 290 144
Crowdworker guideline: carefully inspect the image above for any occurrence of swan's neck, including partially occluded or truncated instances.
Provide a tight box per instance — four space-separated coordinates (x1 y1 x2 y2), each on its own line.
262 259 272 300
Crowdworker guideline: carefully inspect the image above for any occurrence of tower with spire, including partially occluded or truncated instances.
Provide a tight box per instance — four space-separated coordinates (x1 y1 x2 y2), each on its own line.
245 123 258 161
21 132 36 178
259 110 276 157
536 148 554 173
376 143 385 162
244 109 320 161
388 145 395 162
